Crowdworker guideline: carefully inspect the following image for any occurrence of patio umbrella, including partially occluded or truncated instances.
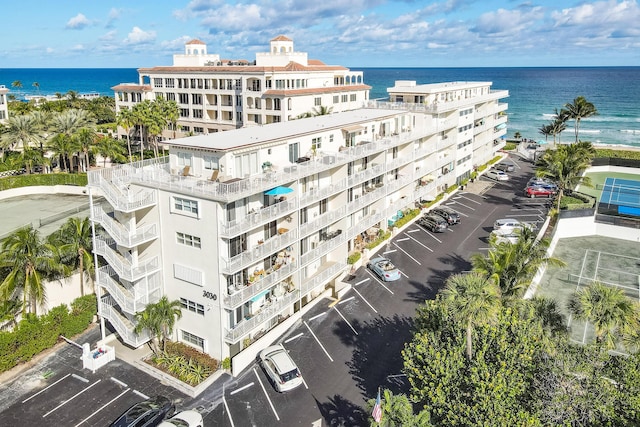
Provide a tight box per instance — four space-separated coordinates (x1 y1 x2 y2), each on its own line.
536 140 548 145
265 186 293 196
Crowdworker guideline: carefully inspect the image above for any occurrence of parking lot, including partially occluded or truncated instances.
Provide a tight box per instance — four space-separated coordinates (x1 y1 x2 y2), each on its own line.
0 155 548 426
203 155 550 426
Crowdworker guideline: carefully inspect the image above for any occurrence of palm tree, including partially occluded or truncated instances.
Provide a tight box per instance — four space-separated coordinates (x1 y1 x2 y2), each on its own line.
48 217 94 297
134 307 162 355
1 114 44 153
312 105 333 116
73 127 96 172
563 96 598 143
95 135 126 167
116 108 135 162
11 80 22 90
47 133 74 172
157 97 179 142
538 123 552 142
440 272 501 360
568 281 635 350
32 82 40 94
154 296 183 352
0 226 66 315
513 131 522 140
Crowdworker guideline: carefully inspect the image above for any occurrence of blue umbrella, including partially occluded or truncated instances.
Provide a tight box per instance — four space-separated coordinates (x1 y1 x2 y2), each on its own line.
265 186 293 196
536 140 547 145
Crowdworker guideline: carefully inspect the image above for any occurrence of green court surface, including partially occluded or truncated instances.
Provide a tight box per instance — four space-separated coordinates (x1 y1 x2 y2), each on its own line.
535 235 640 351
578 171 640 201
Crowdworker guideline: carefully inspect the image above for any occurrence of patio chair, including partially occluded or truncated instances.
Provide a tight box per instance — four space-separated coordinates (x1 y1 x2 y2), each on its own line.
182 165 192 177
208 170 220 182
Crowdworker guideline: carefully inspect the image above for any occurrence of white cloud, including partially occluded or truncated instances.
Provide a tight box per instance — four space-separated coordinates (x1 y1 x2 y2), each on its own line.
124 27 157 45
161 36 197 50
106 8 121 28
100 30 117 41
46 47 54 54
66 13 91 30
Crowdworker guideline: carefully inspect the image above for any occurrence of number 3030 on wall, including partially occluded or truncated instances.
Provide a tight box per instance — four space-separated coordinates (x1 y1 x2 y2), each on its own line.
203 290 217 300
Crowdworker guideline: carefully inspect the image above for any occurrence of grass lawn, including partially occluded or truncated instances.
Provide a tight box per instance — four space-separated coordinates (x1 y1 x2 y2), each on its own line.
578 171 640 201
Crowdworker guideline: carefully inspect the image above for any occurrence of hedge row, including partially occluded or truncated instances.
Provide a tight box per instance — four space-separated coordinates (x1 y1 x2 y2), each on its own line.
0 294 96 373
594 148 640 160
0 173 88 191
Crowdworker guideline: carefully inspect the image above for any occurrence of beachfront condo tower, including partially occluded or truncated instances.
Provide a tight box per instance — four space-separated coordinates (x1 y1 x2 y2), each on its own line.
90 80 508 375
0 85 9 123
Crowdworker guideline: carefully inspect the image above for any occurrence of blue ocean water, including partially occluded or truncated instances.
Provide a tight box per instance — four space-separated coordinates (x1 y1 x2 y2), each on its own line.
1 67 639 147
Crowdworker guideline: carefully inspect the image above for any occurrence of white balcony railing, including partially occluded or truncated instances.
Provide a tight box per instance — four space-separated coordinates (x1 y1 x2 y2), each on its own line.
219 199 298 238
299 205 348 238
97 265 160 315
300 232 346 266
95 175 156 213
94 237 160 282
299 176 348 207
100 296 150 347
92 205 158 248
299 261 347 295
224 261 297 309
221 229 298 274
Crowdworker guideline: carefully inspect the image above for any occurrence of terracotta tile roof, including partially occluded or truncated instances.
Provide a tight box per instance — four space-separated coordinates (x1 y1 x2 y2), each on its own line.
308 59 326 66
186 39 206 45
271 35 292 42
263 84 371 96
110 84 152 92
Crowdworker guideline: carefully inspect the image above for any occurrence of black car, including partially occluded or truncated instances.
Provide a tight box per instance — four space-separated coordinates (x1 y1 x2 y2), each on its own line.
493 162 515 172
110 395 175 427
431 206 461 225
418 214 448 232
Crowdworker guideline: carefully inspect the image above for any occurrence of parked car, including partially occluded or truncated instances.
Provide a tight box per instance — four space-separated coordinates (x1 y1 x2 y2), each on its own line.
493 162 515 172
367 256 402 281
527 177 557 190
159 410 203 427
524 186 555 198
110 396 175 427
493 218 534 233
259 344 304 392
490 229 520 244
485 169 509 181
431 206 461 225
418 214 448 233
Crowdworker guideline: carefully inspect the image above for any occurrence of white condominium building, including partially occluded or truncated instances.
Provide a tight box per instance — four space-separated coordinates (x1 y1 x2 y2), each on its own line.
0 85 9 123
112 35 370 140
89 81 508 374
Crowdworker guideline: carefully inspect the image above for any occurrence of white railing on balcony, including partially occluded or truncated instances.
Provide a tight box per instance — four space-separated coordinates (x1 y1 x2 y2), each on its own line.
219 199 298 237
97 265 160 315
299 261 347 295
94 237 160 282
348 186 386 215
347 163 384 187
100 296 150 347
385 175 413 193
96 175 157 213
300 205 348 238
299 176 347 206
413 144 438 161
413 181 438 202
224 290 300 343
347 211 385 238
300 232 346 266
366 90 509 114
92 205 158 248
224 261 297 309
221 229 298 274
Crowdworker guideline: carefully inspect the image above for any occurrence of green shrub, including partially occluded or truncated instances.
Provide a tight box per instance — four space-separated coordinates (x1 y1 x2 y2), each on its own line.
477 164 488 172
446 185 458 194
347 252 362 265
150 341 220 385
394 208 420 228
561 192 596 210
365 231 392 250
222 357 231 370
503 142 517 151
0 173 87 191
594 149 640 160
0 294 96 373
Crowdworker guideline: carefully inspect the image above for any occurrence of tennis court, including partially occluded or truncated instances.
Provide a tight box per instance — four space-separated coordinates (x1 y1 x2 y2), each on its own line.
535 235 640 353
598 177 640 217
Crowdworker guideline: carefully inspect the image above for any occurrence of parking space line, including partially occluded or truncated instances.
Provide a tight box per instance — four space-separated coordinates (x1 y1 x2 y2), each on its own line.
401 271 410 279
339 296 355 304
393 242 422 264
230 382 254 395
73 388 129 427
110 377 128 388
43 379 101 418
405 231 436 248
309 311 327 321
22 373 71 403
352 287 378 314
71 374 89 383
382 249 397 255
450 200 476 211
303 321 334 362
333 306 358 335
366 270 394 294
284 332 304 343
453 194 483 205
407 229 420 233
253 368 280 421
222 392 236 427
355 278 370 286
396 237 409 242
133 390 149 399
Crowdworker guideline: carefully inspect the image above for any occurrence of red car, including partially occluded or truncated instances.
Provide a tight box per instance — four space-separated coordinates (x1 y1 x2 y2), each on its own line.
525 186 555 198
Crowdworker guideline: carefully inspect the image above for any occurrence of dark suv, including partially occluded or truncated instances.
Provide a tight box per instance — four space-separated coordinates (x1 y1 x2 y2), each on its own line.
431 206 461 225
493 162 515 172
418 214 448 232
110 395 175 427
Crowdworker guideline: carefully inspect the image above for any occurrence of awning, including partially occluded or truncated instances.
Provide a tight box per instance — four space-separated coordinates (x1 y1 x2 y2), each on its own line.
421 174 435 182
342 125 364 133
250 290 270 303
495 123 507 130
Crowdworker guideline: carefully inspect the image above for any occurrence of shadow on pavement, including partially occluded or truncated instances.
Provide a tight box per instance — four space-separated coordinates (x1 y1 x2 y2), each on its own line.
314 394 368 427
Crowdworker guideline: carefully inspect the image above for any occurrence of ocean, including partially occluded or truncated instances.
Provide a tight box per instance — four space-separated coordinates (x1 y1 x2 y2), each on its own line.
1 67 639 148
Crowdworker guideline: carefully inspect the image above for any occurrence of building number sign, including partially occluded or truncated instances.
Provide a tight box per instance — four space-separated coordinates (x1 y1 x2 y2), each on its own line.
203 290 217 300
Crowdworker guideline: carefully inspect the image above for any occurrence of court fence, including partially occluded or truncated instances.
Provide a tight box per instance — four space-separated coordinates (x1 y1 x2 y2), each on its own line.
592 157 640 168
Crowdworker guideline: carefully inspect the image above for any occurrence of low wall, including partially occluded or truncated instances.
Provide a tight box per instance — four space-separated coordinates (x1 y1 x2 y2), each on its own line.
0 184 88 201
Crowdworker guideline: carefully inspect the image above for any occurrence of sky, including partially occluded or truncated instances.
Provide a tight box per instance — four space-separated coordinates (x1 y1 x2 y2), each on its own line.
2 0 640 68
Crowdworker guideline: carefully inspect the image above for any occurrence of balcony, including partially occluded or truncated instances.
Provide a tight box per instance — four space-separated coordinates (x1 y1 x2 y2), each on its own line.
347 186 386 214
299 176 347 207
100 296 151 348
94 237 161 282
300 205 348 238
224 289 300 344
91 205 158 248
347 211 385 238
300 232 346 266
221 228 298 274
347 163 384 187
97 265 161 315
299 261 347 295
88 167 157 213
219 199 298 238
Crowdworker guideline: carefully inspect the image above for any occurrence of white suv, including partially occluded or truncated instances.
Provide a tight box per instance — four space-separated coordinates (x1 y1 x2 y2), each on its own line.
486 169 509 181
259 344 303 392
493 218 533 233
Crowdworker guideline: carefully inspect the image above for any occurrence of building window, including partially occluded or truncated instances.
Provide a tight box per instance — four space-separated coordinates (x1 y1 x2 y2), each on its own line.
314 97 321 106
180 298 205 315
341 94 348 102
333 95 339 104
204 155 219 170
193 109 203 118
177 232 201 248
350 94 356 101
192 94 202 105
181 330 204 350
180 108 189 118
288 142 299 163
177 152 192 166
166 93 176 101
153 78 163 88
179 93 189 104
165 78 175 88
329 134 334 143
312 137 322 150
193 127 204 133
173 196 199 215
458 124 473 133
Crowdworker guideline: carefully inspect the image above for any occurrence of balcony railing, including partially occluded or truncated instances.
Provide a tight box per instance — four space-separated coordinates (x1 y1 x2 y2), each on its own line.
224 290 300 343
299 176 347 207
94 237 160 282
100 296 150 347
348 186 385 214
91 205 158 248
97 265 160 315
224 261 297 309
347 163 385 187
300 232 346 266
219 199 298 237
347 211 385 238
300 205 348 238
92 173 157 213
221 228 298 274
299 261 347 295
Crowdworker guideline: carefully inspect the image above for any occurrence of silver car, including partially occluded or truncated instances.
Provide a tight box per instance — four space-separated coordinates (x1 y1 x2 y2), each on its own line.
259 344 303 392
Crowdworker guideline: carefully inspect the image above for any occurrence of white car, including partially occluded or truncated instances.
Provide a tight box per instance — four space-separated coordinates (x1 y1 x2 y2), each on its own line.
259 344 303 392
486 169 509 181
493 218 534 233
159 410 203 427
490 229 520 244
